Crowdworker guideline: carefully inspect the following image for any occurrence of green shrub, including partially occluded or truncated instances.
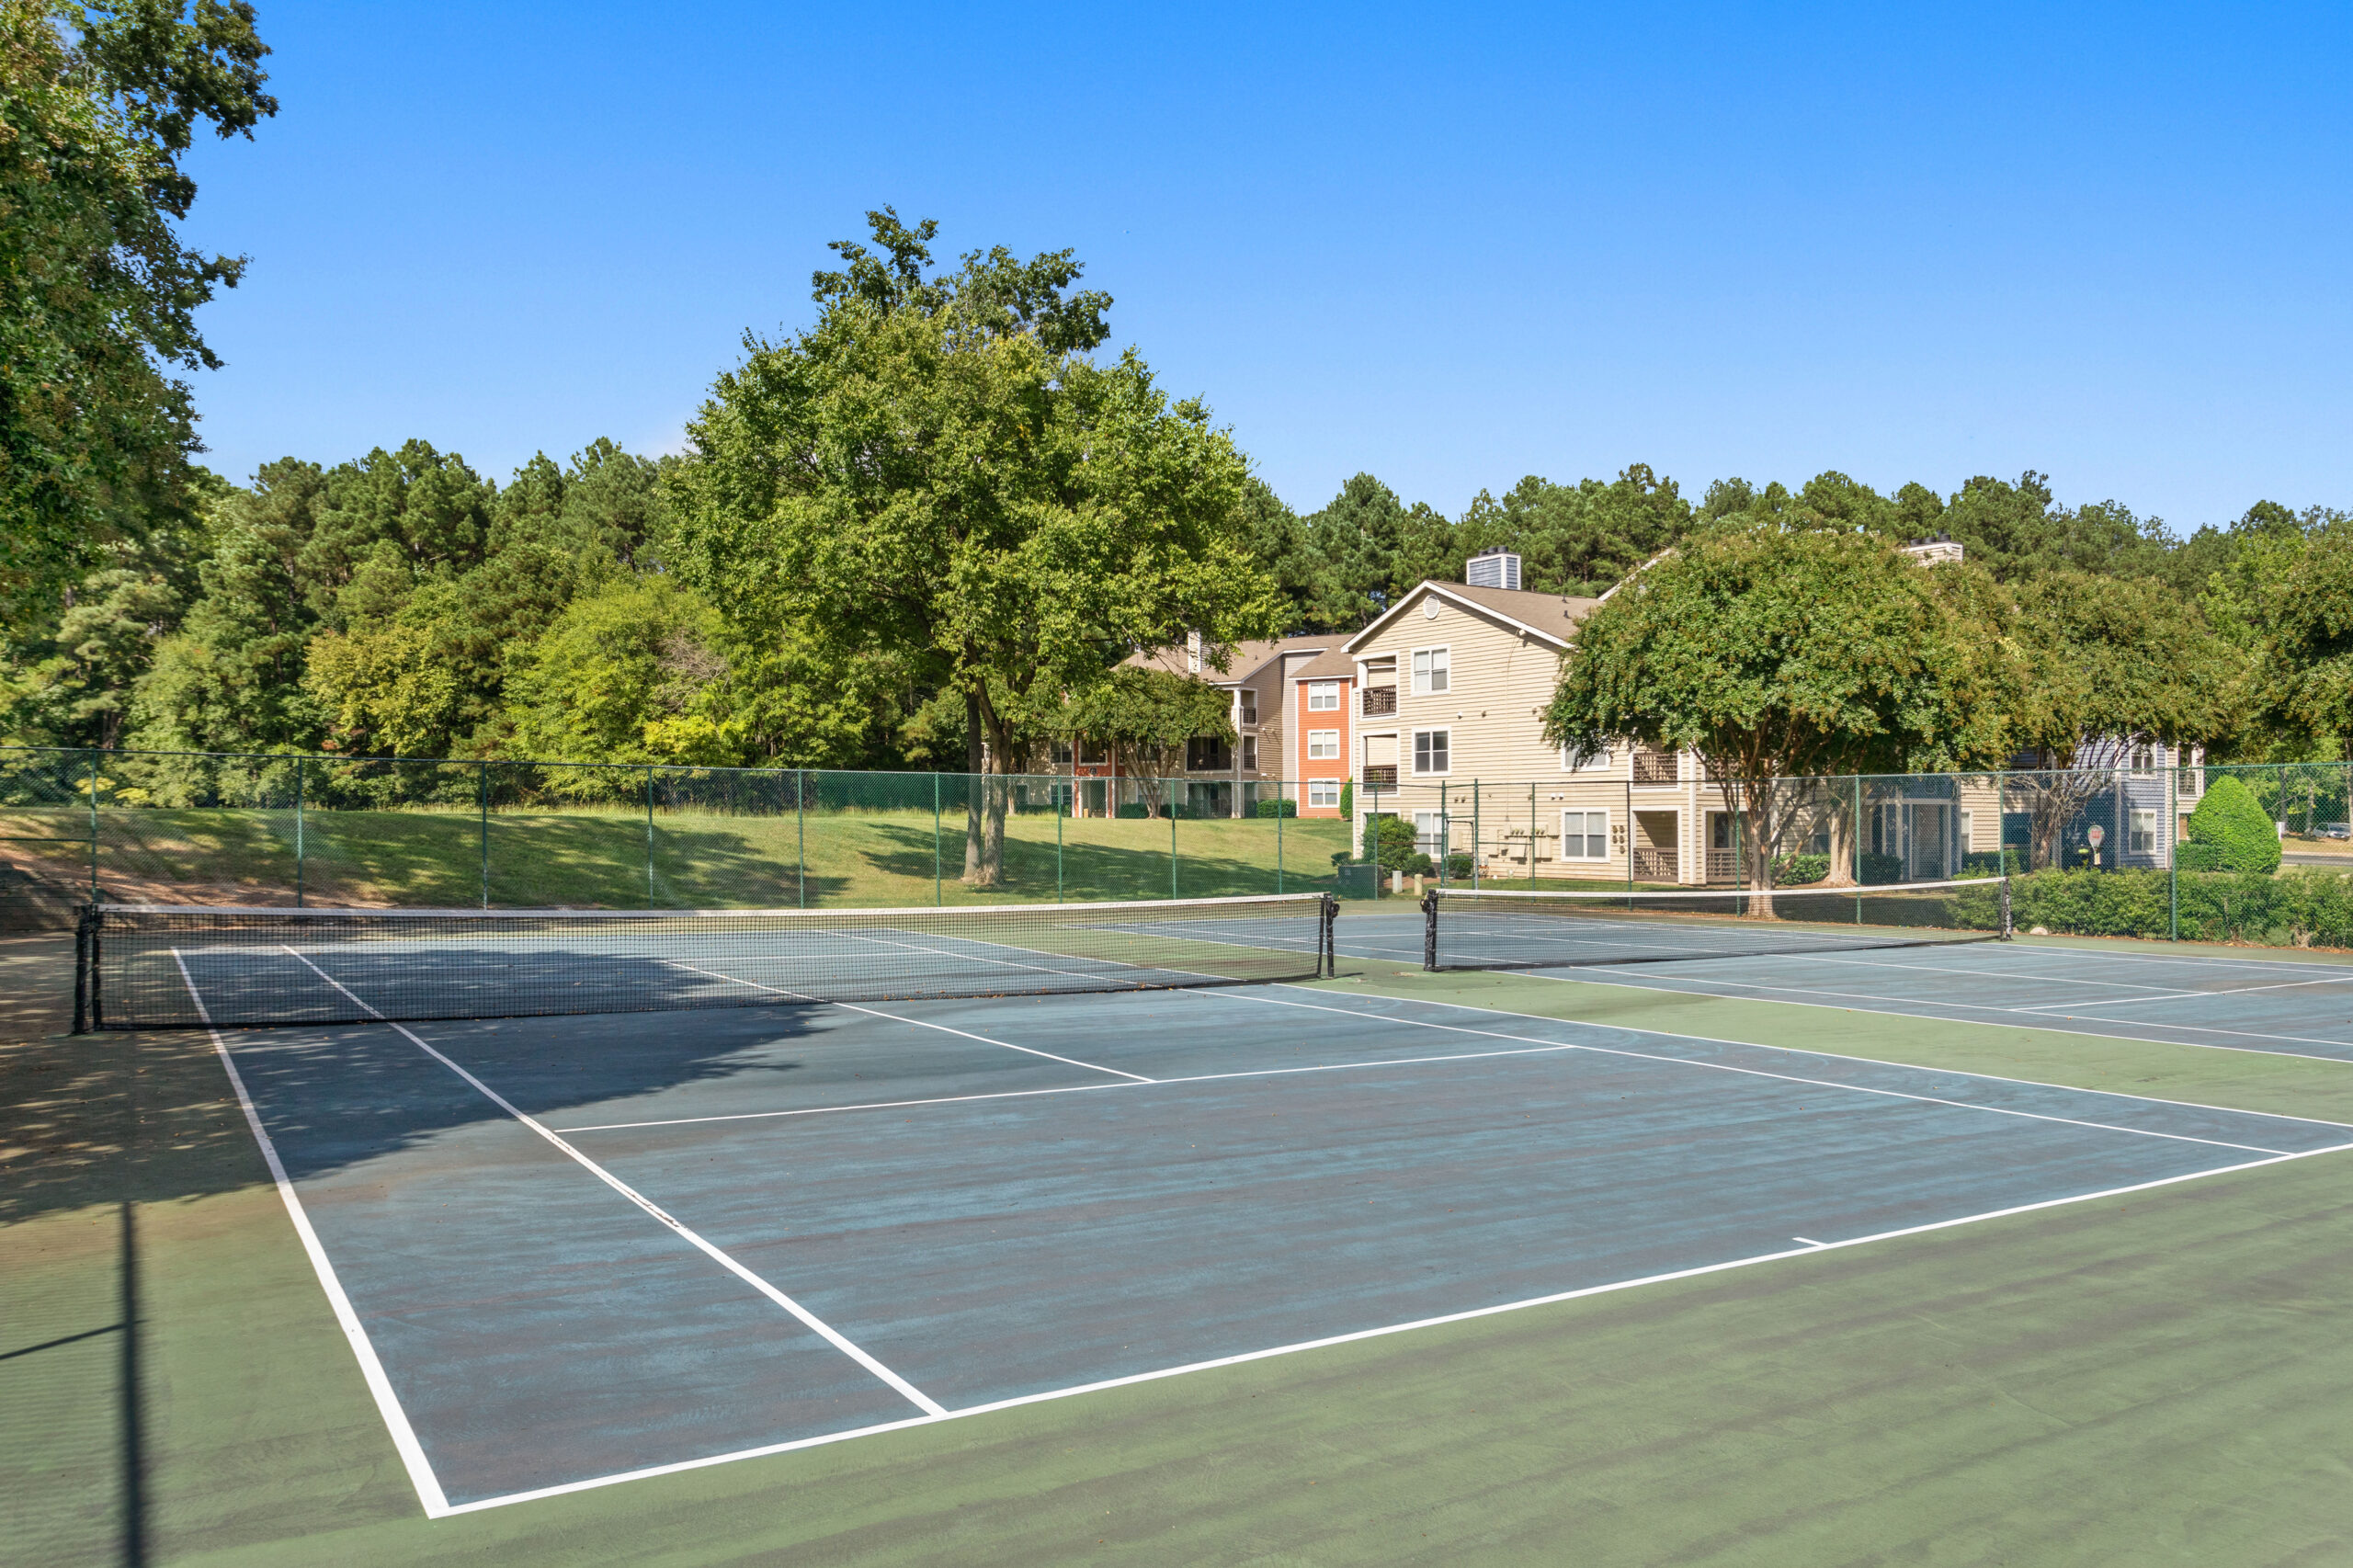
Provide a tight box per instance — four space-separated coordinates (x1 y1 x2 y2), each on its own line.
1116 802 1149 819
1255 797 1298 818
1772 851 1830 885
1365 814 1418 868
1338 781 1353 818
1859 851 1904 885
1445 850 1474 880
2176 842 2222 871
1998 866 2353 947
2185 775 2281 873
1961 846 2024 877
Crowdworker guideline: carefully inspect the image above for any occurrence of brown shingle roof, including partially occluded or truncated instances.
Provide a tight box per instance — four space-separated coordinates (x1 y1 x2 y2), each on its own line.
1291 646 1358 681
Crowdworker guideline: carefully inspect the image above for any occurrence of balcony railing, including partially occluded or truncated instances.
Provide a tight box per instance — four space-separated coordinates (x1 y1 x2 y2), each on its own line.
1238 706 1257 726
1361 765 1398 788
1632 846 1678 881
1362 686 1397 717
1631 749 1679 786
1706 848 1738 881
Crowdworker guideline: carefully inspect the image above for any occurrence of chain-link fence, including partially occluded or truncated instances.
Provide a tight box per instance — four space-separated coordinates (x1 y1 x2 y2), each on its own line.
10 744 2352 948
0 747 1358 929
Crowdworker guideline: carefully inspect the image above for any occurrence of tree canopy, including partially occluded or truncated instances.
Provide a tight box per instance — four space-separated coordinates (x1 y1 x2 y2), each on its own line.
1542 521 2014 892
664 210 1283 884
0 0 275 634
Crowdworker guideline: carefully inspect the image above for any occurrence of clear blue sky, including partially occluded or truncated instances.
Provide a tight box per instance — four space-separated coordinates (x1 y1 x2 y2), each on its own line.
178 1 2353 533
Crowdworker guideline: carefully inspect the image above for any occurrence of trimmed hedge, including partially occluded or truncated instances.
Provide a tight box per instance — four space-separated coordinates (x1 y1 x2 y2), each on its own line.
1961 846 2026 877
2185 775 2282 874
1996 867 2353 947
1255 797 1298 818
1772 851 1831 885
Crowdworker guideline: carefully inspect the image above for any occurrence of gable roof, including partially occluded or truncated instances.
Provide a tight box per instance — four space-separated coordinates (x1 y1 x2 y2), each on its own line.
1125 633 1332 687
1291 646 1358 681
1344 580 1599 654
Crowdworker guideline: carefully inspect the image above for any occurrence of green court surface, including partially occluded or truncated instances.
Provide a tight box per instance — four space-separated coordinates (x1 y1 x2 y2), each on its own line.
7 928 2353 1566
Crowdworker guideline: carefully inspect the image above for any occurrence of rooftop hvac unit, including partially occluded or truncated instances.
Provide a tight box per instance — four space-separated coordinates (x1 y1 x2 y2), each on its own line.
1466 549 1521 591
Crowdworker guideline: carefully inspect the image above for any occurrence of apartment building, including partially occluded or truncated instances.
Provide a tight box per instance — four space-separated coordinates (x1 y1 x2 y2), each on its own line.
1074 633 1338 816
1290 648 1356 815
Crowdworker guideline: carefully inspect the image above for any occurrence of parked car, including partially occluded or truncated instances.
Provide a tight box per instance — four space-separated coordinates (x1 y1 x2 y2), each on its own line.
2322 823 2352 840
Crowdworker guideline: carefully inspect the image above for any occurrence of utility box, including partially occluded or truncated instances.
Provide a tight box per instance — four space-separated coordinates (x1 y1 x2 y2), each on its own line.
1336 863 1380 900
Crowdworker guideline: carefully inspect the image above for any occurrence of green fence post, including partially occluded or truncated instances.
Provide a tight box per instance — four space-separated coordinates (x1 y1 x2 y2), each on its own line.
1624 777 1633 905
294 755 305 908
2167 761 2178 941
1170 783 1178 899
1056 783 1064 903
796 768 806 909
86 749 99 903
933 772 942 905
1471 779 1480 892
1275 782 1282 894
644 766 657 906
478 761 490 909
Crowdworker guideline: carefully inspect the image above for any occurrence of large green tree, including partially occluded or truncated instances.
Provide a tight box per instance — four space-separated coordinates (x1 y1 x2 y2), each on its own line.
1052 666 1235 818
2252 527 2353 759
0 0 275 633
665 210 1282 886
2004 571 2245 866
1542 522 2012 899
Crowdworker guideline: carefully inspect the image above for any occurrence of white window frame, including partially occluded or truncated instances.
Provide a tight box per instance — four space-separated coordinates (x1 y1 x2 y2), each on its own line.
1958 809 1974 852
1559 808 1610 861
1413 810 1446 856
1307 779 1341 808
1307 729 1340 761
2129 808 2156 856
1563 743 1612 773
1412 728 1450 776
1306 681 1340 711
1411 645 1450 696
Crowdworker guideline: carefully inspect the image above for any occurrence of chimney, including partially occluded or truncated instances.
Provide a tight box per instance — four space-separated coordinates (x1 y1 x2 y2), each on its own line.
1466 548 1521 591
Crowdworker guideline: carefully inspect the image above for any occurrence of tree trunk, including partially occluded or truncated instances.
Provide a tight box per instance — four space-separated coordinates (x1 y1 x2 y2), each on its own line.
962 687 984 884
977 708 1012 889
1823 778 1857 886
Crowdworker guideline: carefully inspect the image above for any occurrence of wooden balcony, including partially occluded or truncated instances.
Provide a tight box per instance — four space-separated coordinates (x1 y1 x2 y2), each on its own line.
1361 686 1397 717
1360 765 1398 788
1631 749 1679 786
1706 848 1738 881
1632 846 1678 880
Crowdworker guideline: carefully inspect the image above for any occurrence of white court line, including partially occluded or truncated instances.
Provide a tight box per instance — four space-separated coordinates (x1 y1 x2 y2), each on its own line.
1510 965 2353 1064
1248 983 2353 1132
1189 987 2294 1154
661 960 1154 1083
432 1136 2353 1516
1792 1236 1826 1247
170 949 454 1517
2009 970 2353 1012
275 947 947 1437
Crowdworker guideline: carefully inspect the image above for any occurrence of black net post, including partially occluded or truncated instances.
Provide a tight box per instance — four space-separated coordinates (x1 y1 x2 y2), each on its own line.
73 904 90 1034
1421 886 1439 970
2000 870 2014 939
1321 892 1338 975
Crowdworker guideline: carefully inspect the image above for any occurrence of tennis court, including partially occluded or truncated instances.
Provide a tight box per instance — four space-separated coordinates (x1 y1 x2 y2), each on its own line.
162 903 2351 1515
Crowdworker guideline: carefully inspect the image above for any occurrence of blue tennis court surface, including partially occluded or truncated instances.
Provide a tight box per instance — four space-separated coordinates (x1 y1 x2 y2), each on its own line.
185 944 2353 1515
1330 907 2353 1062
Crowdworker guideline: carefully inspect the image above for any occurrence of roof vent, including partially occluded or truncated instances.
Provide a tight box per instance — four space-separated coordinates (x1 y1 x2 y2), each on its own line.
1466 548 1521 591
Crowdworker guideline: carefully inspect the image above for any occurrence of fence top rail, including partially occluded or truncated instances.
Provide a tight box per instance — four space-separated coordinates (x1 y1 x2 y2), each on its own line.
89 891 1333 921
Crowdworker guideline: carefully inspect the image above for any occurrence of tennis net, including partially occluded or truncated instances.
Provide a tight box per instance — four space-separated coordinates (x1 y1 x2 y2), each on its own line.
1425 876 2008 972
76 892 1338 1031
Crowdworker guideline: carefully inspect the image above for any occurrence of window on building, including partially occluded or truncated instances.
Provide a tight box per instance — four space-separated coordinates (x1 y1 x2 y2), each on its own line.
1413 811 1448 856
1187 735 1230 771
1307 729 1340 760
2130 808 2156 855
1241 735 1257 771
1051 741 1074 767
1563 744 1612 772
1078 738 1108 766
2130 743 2157 773
1413 729 1449 775
1561 810 1608 859
1307 681 1340 711
1308 779 1341 808
1411 646 1450 695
